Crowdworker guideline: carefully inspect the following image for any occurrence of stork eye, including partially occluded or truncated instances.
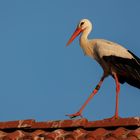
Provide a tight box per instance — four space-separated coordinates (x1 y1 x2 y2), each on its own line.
80 22 84 26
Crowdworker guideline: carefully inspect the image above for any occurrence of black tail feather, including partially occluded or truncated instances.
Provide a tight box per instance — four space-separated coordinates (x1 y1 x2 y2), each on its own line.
103 51 140 89
125 76 140 89
123 50 140 89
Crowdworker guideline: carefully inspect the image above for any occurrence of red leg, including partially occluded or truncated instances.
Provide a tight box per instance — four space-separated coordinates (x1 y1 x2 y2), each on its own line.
113 72 120 119
66 75 106 118
106 72 121 120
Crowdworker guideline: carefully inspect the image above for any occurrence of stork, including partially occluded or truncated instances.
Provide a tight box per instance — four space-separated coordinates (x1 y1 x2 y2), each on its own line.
66 19 140 119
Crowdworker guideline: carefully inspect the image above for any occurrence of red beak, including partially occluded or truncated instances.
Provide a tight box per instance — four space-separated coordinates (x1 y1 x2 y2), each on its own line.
66 27 83 46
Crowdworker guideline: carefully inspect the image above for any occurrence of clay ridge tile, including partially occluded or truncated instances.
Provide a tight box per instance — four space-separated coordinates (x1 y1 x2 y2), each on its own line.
0 119 35 129
0 117 139 130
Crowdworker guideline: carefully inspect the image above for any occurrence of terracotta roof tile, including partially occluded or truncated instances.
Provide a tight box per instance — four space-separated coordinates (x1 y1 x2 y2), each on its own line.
0 117 139 139
0 119 35 129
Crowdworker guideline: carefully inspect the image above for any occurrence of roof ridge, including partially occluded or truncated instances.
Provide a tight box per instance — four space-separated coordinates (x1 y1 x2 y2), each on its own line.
0 117 139 130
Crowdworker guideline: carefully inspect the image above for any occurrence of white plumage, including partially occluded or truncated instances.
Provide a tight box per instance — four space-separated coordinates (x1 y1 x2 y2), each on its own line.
92 39 133 58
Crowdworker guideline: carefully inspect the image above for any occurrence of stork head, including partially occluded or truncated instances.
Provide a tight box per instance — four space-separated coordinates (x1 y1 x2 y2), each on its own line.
66 19 92 46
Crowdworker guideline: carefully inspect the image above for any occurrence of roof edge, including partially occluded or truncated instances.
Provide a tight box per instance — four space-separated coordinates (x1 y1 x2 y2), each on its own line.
0 117 139 130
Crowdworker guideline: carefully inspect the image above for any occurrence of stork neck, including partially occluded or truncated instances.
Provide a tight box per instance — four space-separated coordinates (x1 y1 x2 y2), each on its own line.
80 27 91 47
81 27 91 40
80 28 94 58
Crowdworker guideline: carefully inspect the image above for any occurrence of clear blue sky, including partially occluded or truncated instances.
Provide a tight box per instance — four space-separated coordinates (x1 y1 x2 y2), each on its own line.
0 0 140 121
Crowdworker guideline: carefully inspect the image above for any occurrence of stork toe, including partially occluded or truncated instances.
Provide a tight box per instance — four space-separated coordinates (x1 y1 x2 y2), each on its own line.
66 112 83 119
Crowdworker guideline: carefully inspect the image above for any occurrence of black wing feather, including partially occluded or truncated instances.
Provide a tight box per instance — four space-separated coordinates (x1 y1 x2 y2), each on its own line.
103 50 140 89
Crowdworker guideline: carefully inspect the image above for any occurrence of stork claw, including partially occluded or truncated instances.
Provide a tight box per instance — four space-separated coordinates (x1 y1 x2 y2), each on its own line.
104 115 121 121
66 112 83 119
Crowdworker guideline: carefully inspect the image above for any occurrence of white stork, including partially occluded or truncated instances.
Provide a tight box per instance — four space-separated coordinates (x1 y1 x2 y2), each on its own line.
66 19 140 120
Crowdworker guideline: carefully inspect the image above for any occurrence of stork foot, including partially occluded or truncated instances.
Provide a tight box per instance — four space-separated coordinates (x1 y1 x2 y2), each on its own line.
104 115 121 121
66 111 83 119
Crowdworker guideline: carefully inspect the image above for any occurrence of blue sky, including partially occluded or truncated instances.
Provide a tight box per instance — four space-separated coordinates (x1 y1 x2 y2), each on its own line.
0 0 140 121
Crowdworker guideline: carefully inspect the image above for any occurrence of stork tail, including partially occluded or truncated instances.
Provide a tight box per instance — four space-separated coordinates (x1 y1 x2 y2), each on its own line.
103 50 140 89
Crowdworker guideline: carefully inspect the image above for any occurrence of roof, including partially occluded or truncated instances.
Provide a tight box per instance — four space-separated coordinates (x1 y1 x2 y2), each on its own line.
0 117 139 139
